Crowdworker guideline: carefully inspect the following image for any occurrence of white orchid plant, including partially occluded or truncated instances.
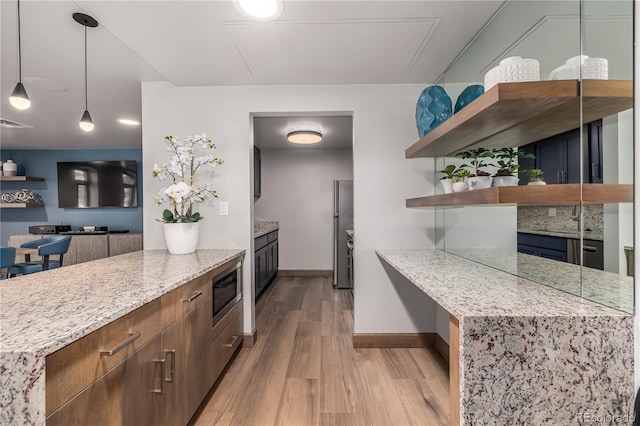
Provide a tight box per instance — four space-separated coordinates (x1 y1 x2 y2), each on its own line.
152 133 223 223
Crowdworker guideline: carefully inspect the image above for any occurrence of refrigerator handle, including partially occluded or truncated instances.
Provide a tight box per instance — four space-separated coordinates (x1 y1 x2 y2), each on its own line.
333 180 339 216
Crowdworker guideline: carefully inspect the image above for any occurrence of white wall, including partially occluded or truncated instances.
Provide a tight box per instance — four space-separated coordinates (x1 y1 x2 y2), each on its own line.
255 148 353 270
142 82 436 336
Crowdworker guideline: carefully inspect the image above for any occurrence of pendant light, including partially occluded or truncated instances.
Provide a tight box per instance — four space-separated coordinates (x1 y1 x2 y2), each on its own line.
9 0 31 110
73 13 98 132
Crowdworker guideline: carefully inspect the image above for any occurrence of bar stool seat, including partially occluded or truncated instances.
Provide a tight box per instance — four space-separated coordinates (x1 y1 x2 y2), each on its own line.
8 236 71 277
0 246 16 280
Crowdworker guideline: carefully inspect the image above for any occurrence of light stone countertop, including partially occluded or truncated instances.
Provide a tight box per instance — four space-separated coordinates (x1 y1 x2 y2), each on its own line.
517 227 603 241
254 221 279 238
0 249 245 425
376 249 631 319
0 249 245 355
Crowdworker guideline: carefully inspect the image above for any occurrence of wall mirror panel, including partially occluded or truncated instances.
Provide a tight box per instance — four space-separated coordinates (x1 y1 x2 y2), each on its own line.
430 0 634 313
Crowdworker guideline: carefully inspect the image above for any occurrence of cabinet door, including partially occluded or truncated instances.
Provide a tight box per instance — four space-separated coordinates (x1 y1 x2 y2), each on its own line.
538 247 568 262
109 234 143 256
588 120 603 183
47 336 163 426
68 235 109 265
256 246 268 296
536 135 568 184
565 129 583 184
268 240 278 280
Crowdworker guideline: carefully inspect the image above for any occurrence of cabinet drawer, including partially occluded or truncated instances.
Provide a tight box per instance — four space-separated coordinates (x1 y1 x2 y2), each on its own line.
208 302 243 385
46 299 162 415
267 230 278 243
255 234 268 250
160 271 212 329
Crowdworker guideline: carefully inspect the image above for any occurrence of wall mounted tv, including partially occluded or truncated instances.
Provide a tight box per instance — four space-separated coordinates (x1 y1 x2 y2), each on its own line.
57 161 138 208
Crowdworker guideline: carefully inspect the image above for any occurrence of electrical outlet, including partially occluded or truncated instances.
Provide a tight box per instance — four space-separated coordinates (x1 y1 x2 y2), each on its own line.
219 202 228 216
548 207 556 217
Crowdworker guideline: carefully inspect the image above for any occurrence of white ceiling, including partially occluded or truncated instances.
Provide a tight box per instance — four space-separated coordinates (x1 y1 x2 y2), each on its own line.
0 0 504 150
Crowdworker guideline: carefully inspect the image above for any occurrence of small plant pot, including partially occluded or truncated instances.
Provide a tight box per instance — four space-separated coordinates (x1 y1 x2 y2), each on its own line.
527 180 546 186
467 176 492 190
452 181 469 192
440 178 454 194
492 176 519 187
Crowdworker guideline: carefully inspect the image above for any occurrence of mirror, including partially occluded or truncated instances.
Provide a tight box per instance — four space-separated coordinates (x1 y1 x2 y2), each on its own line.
432 0 634 313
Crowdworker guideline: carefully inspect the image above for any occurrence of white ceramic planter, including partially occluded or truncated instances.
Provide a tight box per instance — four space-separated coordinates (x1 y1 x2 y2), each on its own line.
441 179 454 194
452 181 469 192
467 176 492 190
163 222 200 255
527 180 546 186
492 176 518 187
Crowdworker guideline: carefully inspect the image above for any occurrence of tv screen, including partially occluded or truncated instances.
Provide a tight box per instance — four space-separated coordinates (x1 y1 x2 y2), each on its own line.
57 161 138 208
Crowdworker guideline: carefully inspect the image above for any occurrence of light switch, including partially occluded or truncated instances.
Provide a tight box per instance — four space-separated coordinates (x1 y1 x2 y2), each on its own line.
548 207 556 217
219 202 229 216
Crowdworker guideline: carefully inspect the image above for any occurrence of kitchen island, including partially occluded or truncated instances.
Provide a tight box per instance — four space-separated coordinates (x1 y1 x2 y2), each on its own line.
0 249 245 425
376 249 634 425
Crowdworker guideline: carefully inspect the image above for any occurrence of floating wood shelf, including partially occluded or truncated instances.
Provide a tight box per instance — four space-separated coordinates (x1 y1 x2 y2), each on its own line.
0 176 44 182
406 184 633 208
405 79 633 158
0 203 45 208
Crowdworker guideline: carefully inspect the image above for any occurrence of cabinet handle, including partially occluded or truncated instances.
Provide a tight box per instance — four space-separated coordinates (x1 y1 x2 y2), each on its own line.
152 358 166 394
222 335 239 348
591 163 599 178
163 349 176 382
556 171 562 183
184 291 203 303
100 331 140 356
583 246 598 253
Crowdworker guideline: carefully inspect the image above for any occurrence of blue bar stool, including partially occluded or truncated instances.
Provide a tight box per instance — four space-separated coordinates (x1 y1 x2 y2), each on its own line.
8 236 72 277
0 246 17 279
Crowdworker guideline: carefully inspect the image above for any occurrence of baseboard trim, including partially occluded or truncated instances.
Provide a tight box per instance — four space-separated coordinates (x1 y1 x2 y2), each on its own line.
277 269 333 278
434 334 449 363
352 333 436 348
243 329 257 348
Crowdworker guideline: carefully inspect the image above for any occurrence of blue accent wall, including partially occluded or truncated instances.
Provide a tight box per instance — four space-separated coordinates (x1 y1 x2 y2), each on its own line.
0 150 143 245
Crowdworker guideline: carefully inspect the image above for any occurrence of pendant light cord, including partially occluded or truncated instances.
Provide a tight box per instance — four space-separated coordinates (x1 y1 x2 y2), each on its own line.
84 26 88 111
17 0 22 82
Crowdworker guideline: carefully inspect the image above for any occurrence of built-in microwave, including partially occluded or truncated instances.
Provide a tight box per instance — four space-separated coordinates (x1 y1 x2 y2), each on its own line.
212 261 242 327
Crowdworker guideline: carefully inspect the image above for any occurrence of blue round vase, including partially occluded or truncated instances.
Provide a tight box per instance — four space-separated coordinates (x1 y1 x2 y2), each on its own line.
454 84 484 114
415 86 452 138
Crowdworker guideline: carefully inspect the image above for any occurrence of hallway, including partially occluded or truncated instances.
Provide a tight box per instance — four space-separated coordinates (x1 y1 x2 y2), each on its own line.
191 276 450 425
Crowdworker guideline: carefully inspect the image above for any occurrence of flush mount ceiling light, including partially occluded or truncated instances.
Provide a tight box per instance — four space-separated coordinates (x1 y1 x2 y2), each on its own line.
9 0 31 110
234 0 283 21
74 12 98 132
117 118 140 126
287 128 323 144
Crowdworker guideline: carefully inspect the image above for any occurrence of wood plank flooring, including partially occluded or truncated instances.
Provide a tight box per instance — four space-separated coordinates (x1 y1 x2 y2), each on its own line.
190 276 450 426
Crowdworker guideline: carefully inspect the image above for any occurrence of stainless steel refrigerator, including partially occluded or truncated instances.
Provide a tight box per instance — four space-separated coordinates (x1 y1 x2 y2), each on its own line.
333 180 353 289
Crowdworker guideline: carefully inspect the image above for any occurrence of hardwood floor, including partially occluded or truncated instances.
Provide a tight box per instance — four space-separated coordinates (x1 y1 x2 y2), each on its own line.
190 276 450 426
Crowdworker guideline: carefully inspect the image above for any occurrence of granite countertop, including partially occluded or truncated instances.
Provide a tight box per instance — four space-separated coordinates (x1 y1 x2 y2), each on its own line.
376 249 631 319
254 221 279 238
0 249 245 355
517 227 604 241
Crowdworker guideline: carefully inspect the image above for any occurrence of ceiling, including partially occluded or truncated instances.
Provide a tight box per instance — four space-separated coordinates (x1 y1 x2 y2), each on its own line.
254 115 353 150
0 0 504 150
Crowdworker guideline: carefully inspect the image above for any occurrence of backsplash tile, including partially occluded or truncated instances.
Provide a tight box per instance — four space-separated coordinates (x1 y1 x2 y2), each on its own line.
517 205 604 240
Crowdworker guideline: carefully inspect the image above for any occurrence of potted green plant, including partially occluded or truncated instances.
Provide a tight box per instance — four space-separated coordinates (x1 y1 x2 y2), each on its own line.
439 164 457 194
152 133 224 254
455 147 494 190
492 147 535 187
451 168 471 192
524 168 546 185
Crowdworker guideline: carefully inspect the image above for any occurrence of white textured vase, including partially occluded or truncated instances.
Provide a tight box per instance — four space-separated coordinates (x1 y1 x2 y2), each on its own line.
441 179 454 194
452 181 469 192
527 180 546 186
467 176 492 190
163 222 200 255
492 176 519 187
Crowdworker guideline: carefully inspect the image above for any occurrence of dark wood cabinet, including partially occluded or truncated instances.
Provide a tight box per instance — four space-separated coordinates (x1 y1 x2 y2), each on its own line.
254 230 278 299
254 146 261 200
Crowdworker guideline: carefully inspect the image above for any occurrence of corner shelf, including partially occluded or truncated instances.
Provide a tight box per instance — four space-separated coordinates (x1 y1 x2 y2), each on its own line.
0 176 44 182
406 184 633 208
405 79 633 158
0 203 45 208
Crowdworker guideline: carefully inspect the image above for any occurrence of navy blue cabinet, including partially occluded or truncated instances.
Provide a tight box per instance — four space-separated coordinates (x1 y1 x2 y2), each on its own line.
517 232 568 262
519 120 602 185
254 230 278 299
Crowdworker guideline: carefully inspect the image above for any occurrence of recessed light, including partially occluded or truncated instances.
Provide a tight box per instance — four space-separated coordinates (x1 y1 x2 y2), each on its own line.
118 118 140 126
234 0 283 21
